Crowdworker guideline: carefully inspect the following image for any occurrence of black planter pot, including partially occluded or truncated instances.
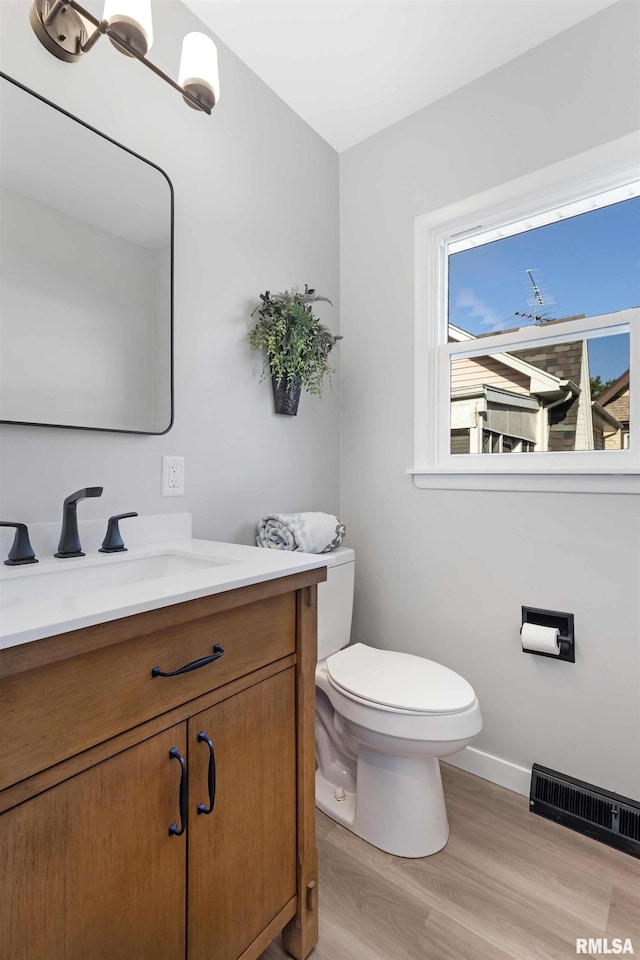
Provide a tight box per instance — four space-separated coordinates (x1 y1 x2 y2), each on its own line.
271 375 301 416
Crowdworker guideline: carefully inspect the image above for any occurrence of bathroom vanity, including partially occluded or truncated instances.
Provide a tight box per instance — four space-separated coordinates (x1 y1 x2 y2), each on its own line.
0 540 326 960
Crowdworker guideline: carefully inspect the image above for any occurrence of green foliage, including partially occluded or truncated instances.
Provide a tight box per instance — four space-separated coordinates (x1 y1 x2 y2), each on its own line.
590 375 615 400
248 285 342 397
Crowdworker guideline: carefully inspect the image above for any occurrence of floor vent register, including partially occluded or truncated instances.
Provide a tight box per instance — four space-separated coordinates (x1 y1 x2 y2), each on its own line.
530 763 640 858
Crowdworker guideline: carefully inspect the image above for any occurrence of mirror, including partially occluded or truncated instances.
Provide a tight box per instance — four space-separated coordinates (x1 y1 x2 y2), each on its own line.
0 72 173 434
450 332 630 454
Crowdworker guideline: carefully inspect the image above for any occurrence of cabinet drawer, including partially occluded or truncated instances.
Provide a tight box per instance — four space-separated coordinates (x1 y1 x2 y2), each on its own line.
0 593 295 791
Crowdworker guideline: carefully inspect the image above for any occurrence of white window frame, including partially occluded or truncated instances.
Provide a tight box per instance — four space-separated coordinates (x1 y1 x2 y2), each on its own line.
411 134 640 494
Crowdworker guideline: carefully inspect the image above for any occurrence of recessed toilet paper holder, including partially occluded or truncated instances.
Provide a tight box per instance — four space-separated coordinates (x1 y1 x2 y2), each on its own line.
521 606 575 662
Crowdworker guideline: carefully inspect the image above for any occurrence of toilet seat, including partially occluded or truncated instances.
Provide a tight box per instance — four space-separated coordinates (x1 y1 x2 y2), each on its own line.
326 643 476 715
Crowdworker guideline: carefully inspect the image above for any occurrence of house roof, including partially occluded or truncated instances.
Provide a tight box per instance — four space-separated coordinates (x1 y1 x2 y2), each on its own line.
448 324 578 399
591 400 624 431
511 342 584 390
596 369 630 406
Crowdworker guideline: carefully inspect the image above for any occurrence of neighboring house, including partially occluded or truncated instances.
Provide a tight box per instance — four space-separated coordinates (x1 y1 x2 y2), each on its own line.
595 369 630 449
449 324 626 454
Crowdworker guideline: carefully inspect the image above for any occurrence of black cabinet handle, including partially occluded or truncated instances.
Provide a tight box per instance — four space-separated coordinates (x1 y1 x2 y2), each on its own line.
151 644 225 678
197 731 216 815
168 747 188 837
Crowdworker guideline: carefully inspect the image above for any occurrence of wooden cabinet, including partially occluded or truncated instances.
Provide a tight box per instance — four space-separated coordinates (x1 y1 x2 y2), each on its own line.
0 570 323 960
188 669 296 960
1 724 186 960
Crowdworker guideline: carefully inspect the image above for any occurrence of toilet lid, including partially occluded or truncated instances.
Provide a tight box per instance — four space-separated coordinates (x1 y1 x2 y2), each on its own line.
326 643 476 714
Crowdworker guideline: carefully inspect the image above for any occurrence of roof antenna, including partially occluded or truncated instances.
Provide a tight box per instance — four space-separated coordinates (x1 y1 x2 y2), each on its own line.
515 268 557 325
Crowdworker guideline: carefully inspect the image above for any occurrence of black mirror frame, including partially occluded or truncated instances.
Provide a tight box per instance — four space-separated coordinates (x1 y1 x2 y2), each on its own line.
0 70 174 436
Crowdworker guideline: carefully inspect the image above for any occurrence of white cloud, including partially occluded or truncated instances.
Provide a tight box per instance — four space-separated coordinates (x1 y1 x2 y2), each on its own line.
455 288 513 333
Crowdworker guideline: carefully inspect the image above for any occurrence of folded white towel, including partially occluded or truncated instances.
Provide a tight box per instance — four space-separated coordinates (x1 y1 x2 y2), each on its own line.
257 512 346 554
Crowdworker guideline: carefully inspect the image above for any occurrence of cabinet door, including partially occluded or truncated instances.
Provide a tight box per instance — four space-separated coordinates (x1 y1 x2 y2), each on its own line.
0 724 187 960
188 668 297 960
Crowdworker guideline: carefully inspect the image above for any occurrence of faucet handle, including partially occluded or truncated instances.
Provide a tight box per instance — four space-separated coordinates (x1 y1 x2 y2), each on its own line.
0 522 38 566
99 512 138 553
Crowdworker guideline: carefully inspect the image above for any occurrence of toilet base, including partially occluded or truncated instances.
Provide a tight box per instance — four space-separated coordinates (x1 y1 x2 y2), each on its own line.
316 769 357 826
316 748 450 858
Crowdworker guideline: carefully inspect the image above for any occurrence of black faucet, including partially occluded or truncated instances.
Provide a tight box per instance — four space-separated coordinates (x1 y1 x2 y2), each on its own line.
0 521 38 565
55 487 103 558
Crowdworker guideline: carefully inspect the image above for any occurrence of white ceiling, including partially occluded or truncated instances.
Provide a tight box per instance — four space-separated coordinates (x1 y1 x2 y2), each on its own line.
184 0 617 152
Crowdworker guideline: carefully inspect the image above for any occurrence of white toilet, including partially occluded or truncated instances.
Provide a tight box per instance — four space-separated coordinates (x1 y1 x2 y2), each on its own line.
315 547 482 858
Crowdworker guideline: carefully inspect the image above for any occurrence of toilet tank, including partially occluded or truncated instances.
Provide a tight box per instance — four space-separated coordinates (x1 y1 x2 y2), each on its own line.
317 547 355 661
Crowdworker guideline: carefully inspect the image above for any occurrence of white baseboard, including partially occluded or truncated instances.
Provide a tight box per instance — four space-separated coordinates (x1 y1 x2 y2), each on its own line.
442 746 531 797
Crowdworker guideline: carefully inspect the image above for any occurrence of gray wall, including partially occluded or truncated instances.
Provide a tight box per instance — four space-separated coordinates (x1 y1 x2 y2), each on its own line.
339 2 640 798
2 0 638 799
0 0 340 543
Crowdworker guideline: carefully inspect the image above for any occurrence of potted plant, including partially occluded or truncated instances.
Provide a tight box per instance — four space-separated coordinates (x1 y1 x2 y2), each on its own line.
249 284 342 415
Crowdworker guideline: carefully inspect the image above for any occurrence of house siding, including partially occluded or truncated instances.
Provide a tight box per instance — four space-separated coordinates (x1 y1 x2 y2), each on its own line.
603 386 630 426
451 355 530 395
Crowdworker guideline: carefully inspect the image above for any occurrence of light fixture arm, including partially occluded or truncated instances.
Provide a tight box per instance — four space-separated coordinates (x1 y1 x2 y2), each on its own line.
29 0 213 114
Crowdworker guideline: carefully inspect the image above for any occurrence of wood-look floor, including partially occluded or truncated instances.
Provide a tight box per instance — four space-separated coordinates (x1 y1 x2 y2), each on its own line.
261 765 640 960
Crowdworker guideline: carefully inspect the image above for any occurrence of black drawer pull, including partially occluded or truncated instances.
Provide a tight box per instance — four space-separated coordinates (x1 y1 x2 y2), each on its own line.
197 731 216 816
168 747 188 837
151 644 225 678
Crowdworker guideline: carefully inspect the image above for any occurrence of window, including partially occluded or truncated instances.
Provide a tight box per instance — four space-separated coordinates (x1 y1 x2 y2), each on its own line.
412 136 640 493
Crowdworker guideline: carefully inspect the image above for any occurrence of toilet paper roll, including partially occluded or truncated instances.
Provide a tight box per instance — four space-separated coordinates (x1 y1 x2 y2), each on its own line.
521 622 560 655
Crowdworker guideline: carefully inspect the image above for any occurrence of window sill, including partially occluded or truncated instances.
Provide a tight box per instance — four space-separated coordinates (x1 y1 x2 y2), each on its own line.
408 468 640 495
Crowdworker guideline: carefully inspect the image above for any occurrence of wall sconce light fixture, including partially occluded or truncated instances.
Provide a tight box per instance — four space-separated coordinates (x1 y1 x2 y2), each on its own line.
29 0 220 114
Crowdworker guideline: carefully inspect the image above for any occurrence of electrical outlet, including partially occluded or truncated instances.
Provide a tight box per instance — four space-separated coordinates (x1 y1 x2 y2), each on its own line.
161 456 185 496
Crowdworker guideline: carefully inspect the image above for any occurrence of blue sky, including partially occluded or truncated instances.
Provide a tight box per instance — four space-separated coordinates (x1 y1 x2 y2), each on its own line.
448 196 639 382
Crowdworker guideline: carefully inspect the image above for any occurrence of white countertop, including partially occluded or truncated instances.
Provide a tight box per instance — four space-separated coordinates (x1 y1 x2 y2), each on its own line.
0 539 329 651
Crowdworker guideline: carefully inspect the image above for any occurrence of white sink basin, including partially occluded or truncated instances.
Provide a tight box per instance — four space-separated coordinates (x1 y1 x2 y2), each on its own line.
0 552 228 610
0 536 330 651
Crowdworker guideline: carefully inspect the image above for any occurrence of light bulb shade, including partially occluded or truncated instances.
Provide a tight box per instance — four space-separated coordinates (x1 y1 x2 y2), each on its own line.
103 0 153 57
179 33 220 111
